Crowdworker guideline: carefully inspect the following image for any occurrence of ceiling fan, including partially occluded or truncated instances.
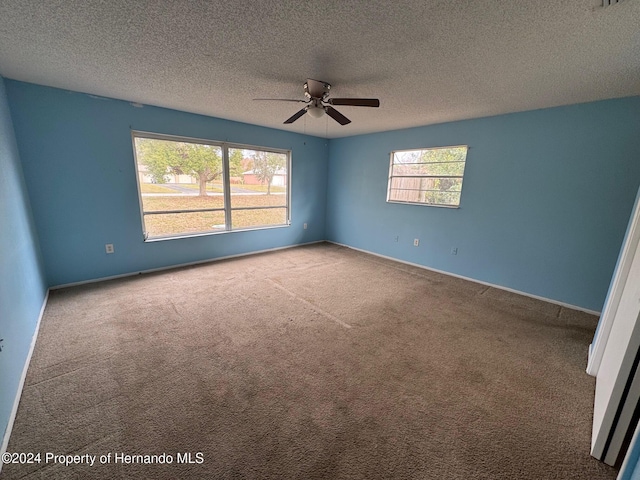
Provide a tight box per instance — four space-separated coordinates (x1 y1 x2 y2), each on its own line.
255 78 380 126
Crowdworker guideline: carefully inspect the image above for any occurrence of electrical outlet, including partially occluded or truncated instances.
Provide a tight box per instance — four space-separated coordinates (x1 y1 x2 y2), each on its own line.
105 244 114 254
413 238 419 247
394 235 399 242
303 223 308 230
0 338 4 352
451 247 458 255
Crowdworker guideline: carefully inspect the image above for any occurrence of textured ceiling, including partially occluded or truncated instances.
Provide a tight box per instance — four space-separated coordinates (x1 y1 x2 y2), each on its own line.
0 0 638 138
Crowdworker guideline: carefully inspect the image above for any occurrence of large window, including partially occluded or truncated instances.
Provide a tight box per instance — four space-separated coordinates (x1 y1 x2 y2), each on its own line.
132 132 290 240
387 146 468 207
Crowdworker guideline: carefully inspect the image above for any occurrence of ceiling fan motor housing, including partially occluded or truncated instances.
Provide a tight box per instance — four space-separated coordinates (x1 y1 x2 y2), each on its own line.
304 79 331 101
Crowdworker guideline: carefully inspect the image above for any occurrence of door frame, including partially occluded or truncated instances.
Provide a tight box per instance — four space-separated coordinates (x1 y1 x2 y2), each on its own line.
587 188 640 377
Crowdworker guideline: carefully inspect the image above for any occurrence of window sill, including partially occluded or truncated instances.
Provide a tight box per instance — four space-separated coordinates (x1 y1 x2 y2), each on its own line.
143 223 291 242
387 200 460 209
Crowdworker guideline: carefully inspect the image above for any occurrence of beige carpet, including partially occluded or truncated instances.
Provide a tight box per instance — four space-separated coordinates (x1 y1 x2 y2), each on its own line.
3 243 617 479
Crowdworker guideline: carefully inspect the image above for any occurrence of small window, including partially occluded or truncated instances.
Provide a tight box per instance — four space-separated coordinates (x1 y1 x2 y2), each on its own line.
387 146 468 207
132 132 290 240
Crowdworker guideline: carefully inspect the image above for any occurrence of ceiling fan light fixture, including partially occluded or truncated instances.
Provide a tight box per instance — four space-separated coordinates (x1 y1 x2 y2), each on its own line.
307 104 325 118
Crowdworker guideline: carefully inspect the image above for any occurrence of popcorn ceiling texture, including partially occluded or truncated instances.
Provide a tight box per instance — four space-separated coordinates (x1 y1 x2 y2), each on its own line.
0 0 638 138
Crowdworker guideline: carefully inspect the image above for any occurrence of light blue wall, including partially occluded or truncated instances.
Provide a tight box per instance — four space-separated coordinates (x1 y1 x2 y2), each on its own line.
5 79 640 313
0 77 47 443
5 80 328 287
326 97 640 312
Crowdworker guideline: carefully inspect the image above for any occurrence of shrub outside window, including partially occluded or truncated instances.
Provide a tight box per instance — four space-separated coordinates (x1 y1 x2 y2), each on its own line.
387 146 468 207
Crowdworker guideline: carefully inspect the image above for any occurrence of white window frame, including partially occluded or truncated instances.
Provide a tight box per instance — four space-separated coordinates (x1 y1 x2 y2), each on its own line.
131 131 291 241
387 145 468 208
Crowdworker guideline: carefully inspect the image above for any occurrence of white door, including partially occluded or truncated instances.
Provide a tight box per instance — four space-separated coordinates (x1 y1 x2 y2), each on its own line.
592 206 640 464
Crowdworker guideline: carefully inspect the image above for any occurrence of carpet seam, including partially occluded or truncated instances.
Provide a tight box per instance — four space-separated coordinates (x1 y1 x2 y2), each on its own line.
267 277 352 329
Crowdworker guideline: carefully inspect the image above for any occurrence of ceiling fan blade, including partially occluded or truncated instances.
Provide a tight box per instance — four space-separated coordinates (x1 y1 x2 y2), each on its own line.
325 106 351 125
306 78 328 98
254 98 307 103
283 108 308 124
328 98 380 107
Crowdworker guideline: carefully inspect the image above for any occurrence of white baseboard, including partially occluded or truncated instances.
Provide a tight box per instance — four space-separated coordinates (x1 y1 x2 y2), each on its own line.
52 238 600 314
0 289 49 474
328 241 600 316
51 240 325 290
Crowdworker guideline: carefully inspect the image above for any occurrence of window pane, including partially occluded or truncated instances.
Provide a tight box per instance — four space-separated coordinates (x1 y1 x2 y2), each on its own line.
135 138 223 195
141 195 224 213
134 136 226 238
392 161 465 176
229 148 288 228
231 208 287 229
423 191 461 206
388 146 467 207
133 134 290 239
389 189 461 206
389 177 463 192
389 188 424 203
144 211 226 238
